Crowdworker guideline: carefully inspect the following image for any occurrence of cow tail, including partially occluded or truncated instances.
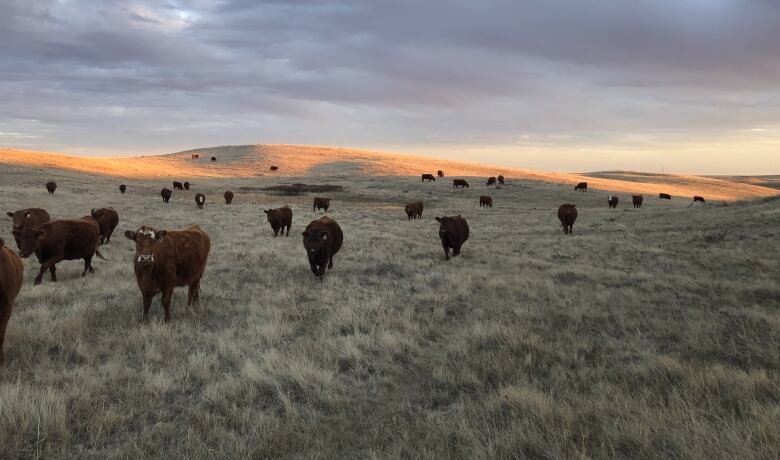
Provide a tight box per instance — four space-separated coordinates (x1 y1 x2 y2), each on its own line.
95 248 109 261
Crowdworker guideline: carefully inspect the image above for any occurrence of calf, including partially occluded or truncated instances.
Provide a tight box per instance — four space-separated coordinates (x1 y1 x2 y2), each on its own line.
302 217 343 280
119 184 127 194
608 196 619 209
497 175 505 184
161 188 172 203
575 182 588 192
659 193 672 200
18 219 103 285
124 225 211 321
436 215 469 260
694 196 706 203
46 181 57 194
90 208 120 244
0 238 23 365
265 206 293 236
453 179 469 188
405 201 423 220
183 181 190 191
437 170 444 177
558 204 578 234
7 208 50 249
195 193 205 209
421 174 436 182
224 191 234 205
173 181 184 190
632 195 643 208
313 197 331 212
487 177 496 186
479 196 493 208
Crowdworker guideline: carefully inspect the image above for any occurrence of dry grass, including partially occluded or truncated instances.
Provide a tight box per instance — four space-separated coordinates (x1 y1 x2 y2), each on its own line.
0 158 778 459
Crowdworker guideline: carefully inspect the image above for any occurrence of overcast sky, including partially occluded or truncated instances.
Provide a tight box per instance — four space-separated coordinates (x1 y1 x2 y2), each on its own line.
1 0 779 174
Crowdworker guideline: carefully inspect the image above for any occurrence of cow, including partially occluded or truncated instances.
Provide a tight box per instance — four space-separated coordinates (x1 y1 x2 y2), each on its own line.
608 196 619 209
422 174 436 182
313 197 331 212
558 204 578 234
497 175 505 185
173 181 184 190
191 154 199 160
18 219 103 285
270 166 279 171
435 215 469 260
195 193 205 209
694 196 706 203
183 181 190 191
479 196 493 208
46 181 57 194
659 193 672 200
302 217 343 281
487 177 496 186
124 225 211 322
90 208 119 244
223 191 234 205
264 206 293 236
6 208 51 249
453 179 469 189
0 238 23 365
405 201 423 220
211 157 216 162
161 188 172 203
437 170 444 177
575 182 588 192
632 195 644 208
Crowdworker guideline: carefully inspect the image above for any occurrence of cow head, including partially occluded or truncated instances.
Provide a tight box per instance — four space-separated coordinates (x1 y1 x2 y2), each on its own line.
264 209 278 222
17 227 44 258
9 210 34 236
125 226 167 268
302 228 329 254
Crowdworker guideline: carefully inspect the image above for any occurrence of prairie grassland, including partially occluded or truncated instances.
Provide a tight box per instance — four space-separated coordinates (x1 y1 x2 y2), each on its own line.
0 161 778 459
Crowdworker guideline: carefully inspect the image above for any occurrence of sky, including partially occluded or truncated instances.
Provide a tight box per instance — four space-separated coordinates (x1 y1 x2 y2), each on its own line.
1 0 779 174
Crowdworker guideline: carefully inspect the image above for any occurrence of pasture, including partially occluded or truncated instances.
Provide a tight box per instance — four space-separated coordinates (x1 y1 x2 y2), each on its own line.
1 159 779 458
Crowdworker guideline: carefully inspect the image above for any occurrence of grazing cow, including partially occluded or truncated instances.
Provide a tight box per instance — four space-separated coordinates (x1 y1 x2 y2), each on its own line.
0 238 23 365
302 217 343 280
435 215 469 260
173 181 184 190
18 219 103 285
264 206 293 236
211 157 217 162
313 197 331 212
119 184 127 194
497 175 505 184
270 166 279 171
405 201 423 220
558 204 578 234
161 188 172 203
90 208 120 244
659 193 672 200
195 193 205 209
191 154 199 160
437 170 444 177
183 181 190 191
224 191 234 204
694 196 706 203
6 208 50 249
479 196 493 208
422 174 436 182
487 177 496 186
632 195 644 208
124 225 211 321
608 196 619 209
46 181 57 194
575 182 588 192
453 179 469 189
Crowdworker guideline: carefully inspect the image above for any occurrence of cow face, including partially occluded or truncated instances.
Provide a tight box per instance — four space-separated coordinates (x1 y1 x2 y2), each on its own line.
264 209 277 222
17 227 43 258
302 229 329 255
125 227 167 268
8 210 33 235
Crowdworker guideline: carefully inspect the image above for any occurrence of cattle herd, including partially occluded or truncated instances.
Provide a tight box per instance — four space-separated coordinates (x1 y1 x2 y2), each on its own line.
0 174 707 364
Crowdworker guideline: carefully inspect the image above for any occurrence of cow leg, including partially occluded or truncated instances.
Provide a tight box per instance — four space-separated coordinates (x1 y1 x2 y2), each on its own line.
310 263 318 275
161 287 174 322
36 254 64 285
328 255 334 269
49 265 57 282
82 254 94 276
0 299 12 365
142 295 153 322
442 243 450 260
285 225 290 236
187 280 200 306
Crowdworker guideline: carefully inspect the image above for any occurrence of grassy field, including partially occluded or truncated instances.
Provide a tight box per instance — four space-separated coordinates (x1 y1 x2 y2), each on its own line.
0 159 778 458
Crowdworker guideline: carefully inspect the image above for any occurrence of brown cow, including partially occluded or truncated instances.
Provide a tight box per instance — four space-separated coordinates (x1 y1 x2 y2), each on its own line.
0 238 23 365
18 219 103 285
422 174 436 182
173 181 184 190
119 184 127 194
195 193 205 209
558 204 578 234
608 196 619 209
487 177 496 186
574 182 588 192
313 197 330 212
694 196 706 203
183 181 190 191
453 179 469 188
161 188 172 203
90 208 119 244
264 206 293 236
659 193 672 200
437 170 444 177
224 191 234 204
270 166 279 171
191 154 199 160
7 208 51 249
405 201 423 220
211 156 217 162
479 196 493 208
302 217 343 280
124 225 211 321
632 195 643 208
46 181 57 194
497 175 505 184
436 215 469 260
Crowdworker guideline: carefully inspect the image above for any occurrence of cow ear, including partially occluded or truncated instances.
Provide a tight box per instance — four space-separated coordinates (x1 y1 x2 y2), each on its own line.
124 230 137 241
6 212 13 218
264 210 270 214
157 230 167 240
435 217 442 222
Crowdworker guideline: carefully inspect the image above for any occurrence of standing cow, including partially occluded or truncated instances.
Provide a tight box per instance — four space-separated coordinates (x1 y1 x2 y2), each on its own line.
191 154 199 160
119 184 127 194
659 193 672 200
46 181 57 194
264 207 293 236
608 196 619 209
124 225 211 321
632 195 643 208
453 179 469 189
313 197 330 212
405 201 423 220
211 157 217 162
497 175 505 185
487 177 496 186
437 170 444 178
195 194 205 209
302 217 343 281
693 196 706 203
575 182 588 192
173 181 184 190
224 191 234 204
479 196 493 208
6 208 51 249
90 208 120 244
0 238 23 365
161 188 172 203
183 181 190 191
558 204 578 234
436 215 469 260
422 174 436 182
